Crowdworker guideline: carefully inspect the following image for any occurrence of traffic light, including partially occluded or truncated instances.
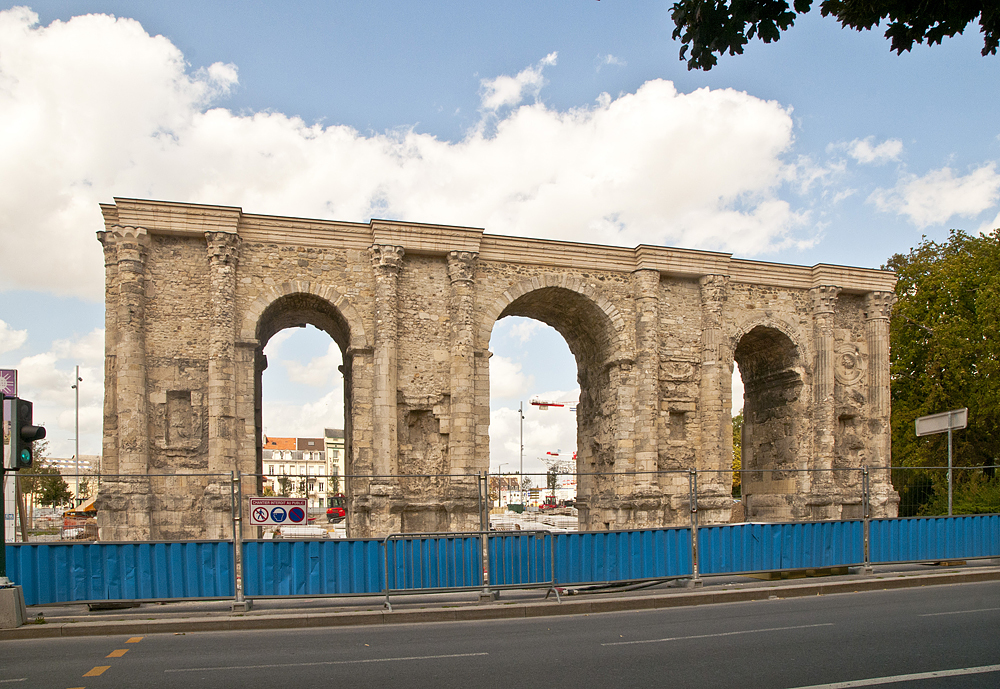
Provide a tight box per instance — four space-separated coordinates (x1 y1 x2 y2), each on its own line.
11 397 45 469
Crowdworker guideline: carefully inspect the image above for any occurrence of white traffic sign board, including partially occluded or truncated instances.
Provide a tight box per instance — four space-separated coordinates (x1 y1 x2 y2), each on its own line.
915 408 968 437
248 497 308 526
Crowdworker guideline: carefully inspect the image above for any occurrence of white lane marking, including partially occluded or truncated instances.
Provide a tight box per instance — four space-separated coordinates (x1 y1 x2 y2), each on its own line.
785 663 1000 688
165 652 489 673
602 623 834 646
0 680 27 684
919 607 1000 617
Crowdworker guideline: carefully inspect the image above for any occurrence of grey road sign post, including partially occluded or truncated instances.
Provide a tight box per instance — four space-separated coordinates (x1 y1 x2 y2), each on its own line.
915 408 968 516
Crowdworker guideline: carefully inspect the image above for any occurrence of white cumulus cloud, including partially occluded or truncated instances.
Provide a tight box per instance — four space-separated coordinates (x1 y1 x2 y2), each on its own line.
0 320 28 355
479 52 557 111
847 137 903 165
0 9 810 303
283 341 344 388
869 164 1000 228
489 356 534 400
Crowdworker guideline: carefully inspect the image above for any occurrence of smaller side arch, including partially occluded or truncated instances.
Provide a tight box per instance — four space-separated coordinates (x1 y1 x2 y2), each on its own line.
727 314 809 368
239 282 368 349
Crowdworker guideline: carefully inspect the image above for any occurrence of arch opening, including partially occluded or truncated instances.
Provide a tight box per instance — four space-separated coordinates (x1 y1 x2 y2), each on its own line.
488 286 619 530
254 293 353 528
733 325 806 520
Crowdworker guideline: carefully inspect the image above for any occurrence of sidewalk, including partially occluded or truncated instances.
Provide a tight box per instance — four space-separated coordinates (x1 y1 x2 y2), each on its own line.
3 560 998 640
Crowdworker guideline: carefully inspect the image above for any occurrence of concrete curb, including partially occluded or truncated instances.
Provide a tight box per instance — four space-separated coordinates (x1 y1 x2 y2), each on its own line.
2 568 998 640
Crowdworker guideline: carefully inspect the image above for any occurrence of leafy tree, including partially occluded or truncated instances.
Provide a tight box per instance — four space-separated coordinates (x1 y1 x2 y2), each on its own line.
670 1 999 70
732 412 743 498
887 229 1000 512
35 465 73 507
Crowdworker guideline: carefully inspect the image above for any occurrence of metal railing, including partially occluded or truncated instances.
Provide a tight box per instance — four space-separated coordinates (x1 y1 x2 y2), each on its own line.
4 465 999 607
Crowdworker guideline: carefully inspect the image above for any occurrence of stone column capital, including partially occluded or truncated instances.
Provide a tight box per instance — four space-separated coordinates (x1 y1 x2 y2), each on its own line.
631 267 660 299
864 291 896 320
206 231 242 267
699 274 729 312
370 244 404 274
810 285 841 314
447 250 479 284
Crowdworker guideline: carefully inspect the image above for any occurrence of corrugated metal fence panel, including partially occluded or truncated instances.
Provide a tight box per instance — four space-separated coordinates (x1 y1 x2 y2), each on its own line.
698 521 865 575
7 541 234 606
242 539 384 596
488 533 552 586
386 535 482 591
553 528 693 585
869 515 1000 563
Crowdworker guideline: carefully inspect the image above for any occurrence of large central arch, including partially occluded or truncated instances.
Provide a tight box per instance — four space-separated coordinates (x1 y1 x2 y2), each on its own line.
484 279 623 530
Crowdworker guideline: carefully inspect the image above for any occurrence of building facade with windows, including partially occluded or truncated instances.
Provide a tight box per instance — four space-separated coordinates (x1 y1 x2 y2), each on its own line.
262 436 328 511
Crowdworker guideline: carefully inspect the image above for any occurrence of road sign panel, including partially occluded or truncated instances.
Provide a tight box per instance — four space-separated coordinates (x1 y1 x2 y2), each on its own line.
915 408 968 436
248 497 308 525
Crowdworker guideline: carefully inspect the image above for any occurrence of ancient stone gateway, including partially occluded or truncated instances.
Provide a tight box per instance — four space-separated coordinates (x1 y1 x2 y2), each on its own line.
96 198 898 540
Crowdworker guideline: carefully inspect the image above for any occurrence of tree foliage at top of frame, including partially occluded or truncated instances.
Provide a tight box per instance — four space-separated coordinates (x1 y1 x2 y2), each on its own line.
670 1 1000 70
886 228 1000 470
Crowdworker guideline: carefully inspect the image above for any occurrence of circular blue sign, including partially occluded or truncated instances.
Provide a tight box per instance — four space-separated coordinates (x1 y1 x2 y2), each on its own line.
271 507 287 523
289 507 306 523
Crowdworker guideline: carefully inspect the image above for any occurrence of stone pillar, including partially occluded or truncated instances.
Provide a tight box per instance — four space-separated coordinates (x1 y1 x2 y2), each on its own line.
204 232 241 538
368 244 404 535
810 285 841 512
632 268 660 489
447 250 478 474
206 231 241 473
114 226 151 477
370 244 404 476
697 275 731 521
97 232 119 476
865 291 898 516
101 225 152 539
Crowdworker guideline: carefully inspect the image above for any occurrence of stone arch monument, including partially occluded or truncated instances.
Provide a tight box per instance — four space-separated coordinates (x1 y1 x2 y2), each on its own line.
96 198 898 539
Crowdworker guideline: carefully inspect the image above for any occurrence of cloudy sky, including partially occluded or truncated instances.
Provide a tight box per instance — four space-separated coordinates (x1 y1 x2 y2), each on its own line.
1 2 998 476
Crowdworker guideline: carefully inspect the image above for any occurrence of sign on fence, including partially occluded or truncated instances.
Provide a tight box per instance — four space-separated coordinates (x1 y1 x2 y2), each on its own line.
249 497 308 526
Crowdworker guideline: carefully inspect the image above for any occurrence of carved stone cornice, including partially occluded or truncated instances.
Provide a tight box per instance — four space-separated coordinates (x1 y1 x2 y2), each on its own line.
369 244 405 275
206 231 242 267
810 285 841 314
447 250 478 284
864 291 896 320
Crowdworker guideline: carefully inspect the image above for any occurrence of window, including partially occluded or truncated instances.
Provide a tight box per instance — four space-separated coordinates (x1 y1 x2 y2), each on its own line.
319 482 324 491
268 465 274 474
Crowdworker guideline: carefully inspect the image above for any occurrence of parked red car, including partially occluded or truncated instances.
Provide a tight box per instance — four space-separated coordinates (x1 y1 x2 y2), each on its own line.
326 494 346 523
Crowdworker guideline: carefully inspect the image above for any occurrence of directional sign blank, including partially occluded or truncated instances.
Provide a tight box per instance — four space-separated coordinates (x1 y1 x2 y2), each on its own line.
915 408 968 436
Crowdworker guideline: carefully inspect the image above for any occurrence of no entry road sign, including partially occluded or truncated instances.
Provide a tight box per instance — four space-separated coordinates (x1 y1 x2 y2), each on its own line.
248 497 308 526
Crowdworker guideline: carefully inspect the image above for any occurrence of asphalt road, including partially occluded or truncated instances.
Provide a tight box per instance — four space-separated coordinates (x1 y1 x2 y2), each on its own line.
3 581 999 688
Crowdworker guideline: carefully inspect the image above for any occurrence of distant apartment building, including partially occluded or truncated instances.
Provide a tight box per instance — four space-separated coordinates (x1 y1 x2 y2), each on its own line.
324 428 345 495
262 436 327 510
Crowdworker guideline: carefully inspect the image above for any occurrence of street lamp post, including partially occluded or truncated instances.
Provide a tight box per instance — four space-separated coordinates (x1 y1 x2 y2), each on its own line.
518 402 525 505
71 366 82 506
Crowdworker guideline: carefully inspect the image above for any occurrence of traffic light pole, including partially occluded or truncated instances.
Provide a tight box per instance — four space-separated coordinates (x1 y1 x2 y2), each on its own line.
1 391 8 585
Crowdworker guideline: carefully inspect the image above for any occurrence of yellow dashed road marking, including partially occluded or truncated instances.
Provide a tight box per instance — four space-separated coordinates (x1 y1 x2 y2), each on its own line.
106 649 128 658
126 637 143 643
83 666 110 677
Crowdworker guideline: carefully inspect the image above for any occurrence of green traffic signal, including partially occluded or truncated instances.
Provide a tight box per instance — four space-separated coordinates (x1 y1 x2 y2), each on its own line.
11 397 45 469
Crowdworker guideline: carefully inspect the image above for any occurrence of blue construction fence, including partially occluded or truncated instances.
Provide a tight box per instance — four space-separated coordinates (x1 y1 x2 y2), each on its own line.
6 514 998 606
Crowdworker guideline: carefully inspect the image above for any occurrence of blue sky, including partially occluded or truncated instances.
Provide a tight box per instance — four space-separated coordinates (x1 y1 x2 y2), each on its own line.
1 2 998 474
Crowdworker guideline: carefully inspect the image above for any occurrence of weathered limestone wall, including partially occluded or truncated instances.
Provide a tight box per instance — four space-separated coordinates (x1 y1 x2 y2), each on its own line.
97 198 898 540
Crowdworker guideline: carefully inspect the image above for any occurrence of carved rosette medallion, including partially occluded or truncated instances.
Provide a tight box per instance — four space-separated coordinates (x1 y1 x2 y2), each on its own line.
834 342 867 386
